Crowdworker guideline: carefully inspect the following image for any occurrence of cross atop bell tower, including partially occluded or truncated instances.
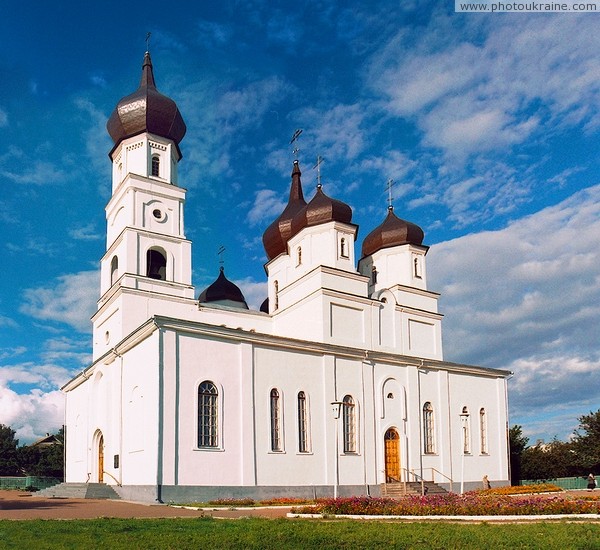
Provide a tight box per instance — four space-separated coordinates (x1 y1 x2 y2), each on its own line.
94 52 195 359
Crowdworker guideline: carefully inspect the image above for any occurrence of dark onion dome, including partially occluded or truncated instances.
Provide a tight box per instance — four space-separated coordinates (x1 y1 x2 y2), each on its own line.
198 267 249 309
259 297 269 313
290 184 353 237
361 206 425 258
107 52 186 153
262 160 307 261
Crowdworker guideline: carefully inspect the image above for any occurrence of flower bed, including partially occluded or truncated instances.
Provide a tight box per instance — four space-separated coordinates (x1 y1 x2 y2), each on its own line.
482 483 562 495
292 493 600 516
179 497 314 507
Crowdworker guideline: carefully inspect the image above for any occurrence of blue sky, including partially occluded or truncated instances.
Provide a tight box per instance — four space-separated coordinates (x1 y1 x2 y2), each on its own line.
1 1 599 445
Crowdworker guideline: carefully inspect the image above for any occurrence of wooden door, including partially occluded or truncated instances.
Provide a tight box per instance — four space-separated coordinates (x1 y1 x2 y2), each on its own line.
98 435 104 483
384 428 400 482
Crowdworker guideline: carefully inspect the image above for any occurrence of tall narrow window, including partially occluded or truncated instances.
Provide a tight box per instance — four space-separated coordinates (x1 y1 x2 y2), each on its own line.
461 406 471 454
297 391 309 453
274 280 279 310
198 381 218 447
414 256 422 278
342 395 356 453
147 248 167 280
270 389 281 451
340 237 348 258
151 155 160 177
423 401 435 454
371 265 378 285
110 255 119 285
297 247 302 266
479 408 488 454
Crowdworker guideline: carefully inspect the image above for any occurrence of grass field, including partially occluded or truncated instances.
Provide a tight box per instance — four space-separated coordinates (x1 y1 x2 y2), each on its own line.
1 517 600 549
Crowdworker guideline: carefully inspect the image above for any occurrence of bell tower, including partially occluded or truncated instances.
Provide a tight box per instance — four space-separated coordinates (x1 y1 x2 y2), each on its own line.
93 52 194 359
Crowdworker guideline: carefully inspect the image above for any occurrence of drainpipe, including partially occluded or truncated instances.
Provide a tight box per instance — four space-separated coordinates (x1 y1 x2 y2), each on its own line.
118 351 124 487
156 327 164 503
361 351 371 495
417 362 424 482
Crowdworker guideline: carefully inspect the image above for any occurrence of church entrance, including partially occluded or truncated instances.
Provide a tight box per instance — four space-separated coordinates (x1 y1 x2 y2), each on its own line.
98 434 104 483
384 428 400 482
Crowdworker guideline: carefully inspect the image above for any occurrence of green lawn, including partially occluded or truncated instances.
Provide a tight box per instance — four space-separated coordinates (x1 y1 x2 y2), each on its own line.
1 518 600 549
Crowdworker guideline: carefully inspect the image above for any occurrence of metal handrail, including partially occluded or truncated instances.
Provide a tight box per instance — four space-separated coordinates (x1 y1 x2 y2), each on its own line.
426 467 453 493
386 468 453 496
101 471 122 487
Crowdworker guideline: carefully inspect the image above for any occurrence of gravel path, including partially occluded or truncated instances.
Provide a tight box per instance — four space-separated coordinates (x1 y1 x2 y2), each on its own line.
0 490 291 520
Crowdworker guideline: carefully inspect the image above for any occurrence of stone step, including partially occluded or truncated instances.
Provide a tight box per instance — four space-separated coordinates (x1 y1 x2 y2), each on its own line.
35 482 121 500
383 481 448 497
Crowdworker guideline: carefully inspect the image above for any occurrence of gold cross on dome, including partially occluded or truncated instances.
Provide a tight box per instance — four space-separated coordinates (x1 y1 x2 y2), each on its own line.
386 178 394 209
313 155 324 188
290 129 303 159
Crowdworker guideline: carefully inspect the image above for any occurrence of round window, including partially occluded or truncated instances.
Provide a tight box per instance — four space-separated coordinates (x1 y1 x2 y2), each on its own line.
152 209 163 220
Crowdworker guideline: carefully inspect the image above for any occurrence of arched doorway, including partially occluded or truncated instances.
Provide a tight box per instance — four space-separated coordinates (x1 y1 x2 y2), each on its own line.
98 434 104 483
384 428 400 482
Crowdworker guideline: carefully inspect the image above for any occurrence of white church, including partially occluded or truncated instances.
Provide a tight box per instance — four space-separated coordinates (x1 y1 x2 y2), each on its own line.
62 52 511 502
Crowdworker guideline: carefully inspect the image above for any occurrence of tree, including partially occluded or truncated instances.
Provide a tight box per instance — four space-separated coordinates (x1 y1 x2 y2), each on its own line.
509 425 528 485
521 438 581 480
18 427 64 478
0 424 20 476
572 409 600 473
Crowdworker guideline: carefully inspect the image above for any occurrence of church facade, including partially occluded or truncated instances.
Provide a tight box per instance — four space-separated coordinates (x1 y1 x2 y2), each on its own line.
63 53 511 502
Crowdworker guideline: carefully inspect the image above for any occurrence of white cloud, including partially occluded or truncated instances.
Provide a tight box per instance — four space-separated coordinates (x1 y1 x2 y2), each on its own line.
0 362 75 391
69 223 102 241
235 277 268 311
0 384 64 444
2 160 67 185
20 270 99 333
428 184 600 434
247 189 287 227
216 76 291 131
196 19 233 46
296 103 370 162
74 98 112 183
369 14 600 157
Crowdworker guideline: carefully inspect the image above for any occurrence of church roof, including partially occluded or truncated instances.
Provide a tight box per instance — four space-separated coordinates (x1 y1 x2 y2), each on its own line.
290 184 353 236
262 161 354 261
107 52 186 151
198 267 249 309
361 206 425 258
262 160 307 261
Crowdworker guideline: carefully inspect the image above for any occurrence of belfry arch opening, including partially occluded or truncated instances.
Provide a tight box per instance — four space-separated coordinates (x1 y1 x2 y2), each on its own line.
147 248 167 280
110 255 119 285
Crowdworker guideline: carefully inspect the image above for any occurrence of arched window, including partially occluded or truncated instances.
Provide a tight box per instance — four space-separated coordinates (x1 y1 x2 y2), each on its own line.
423 401 435 454
274 280 279 310
371 265 378 285
270 388 282 451
461 406 471 454
198 381 218 447
147 248 167 280
414 256 422 278
340 237 348 258
110 255 119 285
479 408 488 454
297 391 309 453
151 155 160 177
297 246 302 266
342 395 356 453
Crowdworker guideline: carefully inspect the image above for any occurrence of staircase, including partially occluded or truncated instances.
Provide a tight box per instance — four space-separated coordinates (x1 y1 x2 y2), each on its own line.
34 482 121 500
383 480 448 498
